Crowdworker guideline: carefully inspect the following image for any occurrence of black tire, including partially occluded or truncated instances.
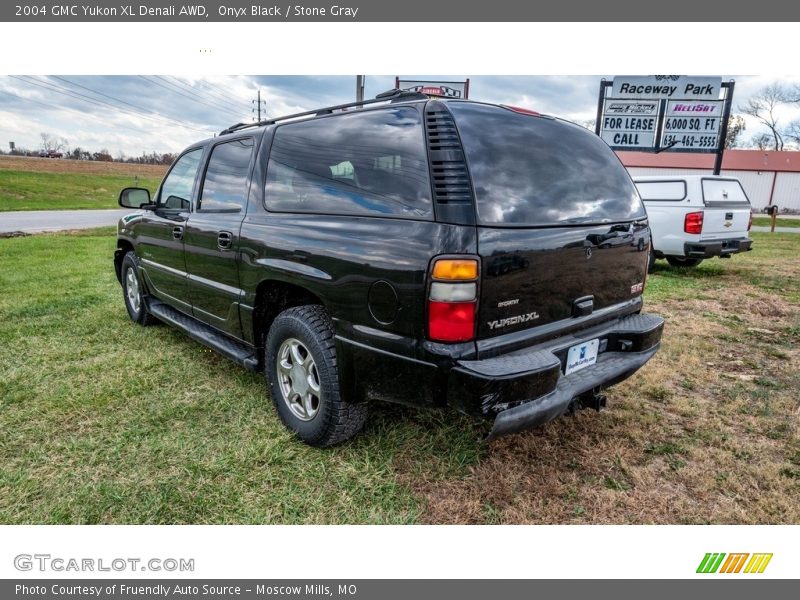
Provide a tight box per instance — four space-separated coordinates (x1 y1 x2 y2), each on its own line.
666 256 703 268
647 250 656 273
265 305 367 447
121 251 156 326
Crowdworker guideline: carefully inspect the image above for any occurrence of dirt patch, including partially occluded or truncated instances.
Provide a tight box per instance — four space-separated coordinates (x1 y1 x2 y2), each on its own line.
404 253 800 524
0 155 167 178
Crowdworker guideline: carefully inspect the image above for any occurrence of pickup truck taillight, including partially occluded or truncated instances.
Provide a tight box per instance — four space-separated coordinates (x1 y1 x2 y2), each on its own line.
684 211 704 235
427 258 478 342
748 211 753 231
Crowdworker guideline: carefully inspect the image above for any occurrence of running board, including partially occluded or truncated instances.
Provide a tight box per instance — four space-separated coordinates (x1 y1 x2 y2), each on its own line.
147 300 259 371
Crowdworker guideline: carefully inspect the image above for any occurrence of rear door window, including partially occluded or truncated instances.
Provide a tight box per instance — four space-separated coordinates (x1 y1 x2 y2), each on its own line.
264 107 432 219
198 138 255 212
448 102 645 226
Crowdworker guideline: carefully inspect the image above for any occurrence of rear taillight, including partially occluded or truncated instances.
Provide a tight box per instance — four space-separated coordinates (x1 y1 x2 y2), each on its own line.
684 211 704 235
748 211 753 231
427 258 478 343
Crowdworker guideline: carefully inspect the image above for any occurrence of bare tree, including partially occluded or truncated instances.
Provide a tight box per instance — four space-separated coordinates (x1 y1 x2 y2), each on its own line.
725 115 746 148
39 132 68 153
786 120 800 147
739 84 786 151
749 132 774 151
784 83 800 104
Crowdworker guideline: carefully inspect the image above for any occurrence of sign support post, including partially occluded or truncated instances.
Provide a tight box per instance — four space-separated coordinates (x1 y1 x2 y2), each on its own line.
713 80 735 175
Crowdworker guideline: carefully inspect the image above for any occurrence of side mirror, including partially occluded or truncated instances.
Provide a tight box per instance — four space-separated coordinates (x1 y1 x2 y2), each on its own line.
119 187 152 209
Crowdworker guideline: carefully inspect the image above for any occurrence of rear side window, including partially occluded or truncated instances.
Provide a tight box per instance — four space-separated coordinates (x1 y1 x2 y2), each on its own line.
702 178 750 205
264 107 432 219
635 180 687 201
448 102 645 226
198 138 254 212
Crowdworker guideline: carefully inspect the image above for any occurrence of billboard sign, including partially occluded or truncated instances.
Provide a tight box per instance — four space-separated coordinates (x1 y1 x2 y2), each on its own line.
599 99 660 149
661 100 724 150
611 76 722 100
396 78 469 99
597 76 731 158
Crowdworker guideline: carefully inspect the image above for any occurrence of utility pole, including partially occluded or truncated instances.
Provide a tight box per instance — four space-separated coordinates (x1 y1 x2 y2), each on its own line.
356 75 365 103
252 90 266 122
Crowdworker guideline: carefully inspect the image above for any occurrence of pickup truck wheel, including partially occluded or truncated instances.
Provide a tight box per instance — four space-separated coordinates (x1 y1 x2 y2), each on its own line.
666 256 703 268
121 251 156 326
265 305 367 447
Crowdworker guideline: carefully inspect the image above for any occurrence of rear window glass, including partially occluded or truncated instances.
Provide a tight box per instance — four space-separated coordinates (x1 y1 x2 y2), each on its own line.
702 178 750 204
448 102 645 226
264 107 432 219
635 180 687 201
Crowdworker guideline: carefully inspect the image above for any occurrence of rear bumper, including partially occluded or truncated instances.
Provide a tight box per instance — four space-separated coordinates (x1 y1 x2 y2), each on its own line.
684 237 752 258
447 313 664 440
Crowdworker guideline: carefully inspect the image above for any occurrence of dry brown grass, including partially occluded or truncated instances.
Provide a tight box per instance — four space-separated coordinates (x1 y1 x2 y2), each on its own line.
0 155 167 177
404 242 800 524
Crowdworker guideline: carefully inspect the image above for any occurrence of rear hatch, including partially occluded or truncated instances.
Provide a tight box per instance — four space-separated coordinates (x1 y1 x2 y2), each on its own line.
447 102 650 340
700 177 752 238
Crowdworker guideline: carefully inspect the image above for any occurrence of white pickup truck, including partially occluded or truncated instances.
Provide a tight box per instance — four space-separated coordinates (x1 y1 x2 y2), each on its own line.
633 175 753 270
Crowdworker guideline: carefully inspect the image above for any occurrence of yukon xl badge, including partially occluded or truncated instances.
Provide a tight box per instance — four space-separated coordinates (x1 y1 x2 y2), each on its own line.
488 312 540 330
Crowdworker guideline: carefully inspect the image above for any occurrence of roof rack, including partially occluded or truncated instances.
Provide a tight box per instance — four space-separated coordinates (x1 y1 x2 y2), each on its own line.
219 89 428 135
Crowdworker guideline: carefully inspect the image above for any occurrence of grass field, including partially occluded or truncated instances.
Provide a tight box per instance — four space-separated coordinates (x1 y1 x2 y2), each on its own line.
0 230 798 524
0 156 166 211
751 216 800 229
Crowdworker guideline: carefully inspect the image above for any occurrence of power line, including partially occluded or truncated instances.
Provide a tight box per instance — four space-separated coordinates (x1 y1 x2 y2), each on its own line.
160 75 243 115
0 89 162 137
50 75 214 133
10 76 215 135
169 76 241 110
141 76 243 119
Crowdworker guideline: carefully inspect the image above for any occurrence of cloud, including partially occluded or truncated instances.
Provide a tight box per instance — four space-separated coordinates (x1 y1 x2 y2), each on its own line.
1 75 799 156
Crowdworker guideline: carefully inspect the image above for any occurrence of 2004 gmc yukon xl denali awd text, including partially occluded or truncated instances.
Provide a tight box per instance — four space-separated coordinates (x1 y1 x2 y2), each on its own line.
114 90 664 447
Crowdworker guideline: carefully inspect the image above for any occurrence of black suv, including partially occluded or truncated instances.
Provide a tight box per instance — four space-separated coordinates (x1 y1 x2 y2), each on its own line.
115 90 664 447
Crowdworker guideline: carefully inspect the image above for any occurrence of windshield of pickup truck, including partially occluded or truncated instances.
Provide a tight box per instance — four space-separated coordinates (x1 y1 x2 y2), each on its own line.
448 102 645 226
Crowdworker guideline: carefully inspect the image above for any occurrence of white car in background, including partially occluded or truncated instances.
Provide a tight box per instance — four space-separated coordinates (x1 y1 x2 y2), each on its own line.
633 175 753 270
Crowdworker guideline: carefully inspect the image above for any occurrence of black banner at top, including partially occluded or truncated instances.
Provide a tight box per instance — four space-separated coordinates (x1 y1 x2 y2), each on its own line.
3 0 800 21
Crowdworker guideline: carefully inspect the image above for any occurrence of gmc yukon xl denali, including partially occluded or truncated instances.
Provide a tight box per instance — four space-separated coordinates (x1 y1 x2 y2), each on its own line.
114 90 664 447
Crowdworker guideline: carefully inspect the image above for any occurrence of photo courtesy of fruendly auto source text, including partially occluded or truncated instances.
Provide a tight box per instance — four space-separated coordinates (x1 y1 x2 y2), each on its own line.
0 1 798 596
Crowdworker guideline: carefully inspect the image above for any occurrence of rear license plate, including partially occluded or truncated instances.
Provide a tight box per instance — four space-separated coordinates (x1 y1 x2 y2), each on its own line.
565 339 599 375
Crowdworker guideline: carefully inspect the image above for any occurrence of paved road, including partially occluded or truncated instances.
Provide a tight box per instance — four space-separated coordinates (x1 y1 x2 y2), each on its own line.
751 226 800 234
0 209 130 234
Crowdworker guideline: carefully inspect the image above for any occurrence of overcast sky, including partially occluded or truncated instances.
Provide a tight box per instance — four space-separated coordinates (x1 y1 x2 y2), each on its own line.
1 75 799 156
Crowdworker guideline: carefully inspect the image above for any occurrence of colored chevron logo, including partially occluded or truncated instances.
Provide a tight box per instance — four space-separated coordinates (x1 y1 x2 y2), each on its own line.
696 553 773 574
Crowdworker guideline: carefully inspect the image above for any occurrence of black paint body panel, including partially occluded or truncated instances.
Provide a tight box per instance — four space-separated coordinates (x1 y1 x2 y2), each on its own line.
115 98 663 437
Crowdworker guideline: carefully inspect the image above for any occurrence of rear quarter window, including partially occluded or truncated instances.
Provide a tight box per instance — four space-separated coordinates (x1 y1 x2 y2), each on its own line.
264 107 432 219
635 180 687 201
448 102 645 226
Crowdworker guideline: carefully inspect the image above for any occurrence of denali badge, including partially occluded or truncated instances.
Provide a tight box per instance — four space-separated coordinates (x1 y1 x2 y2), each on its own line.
487 312 540 330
